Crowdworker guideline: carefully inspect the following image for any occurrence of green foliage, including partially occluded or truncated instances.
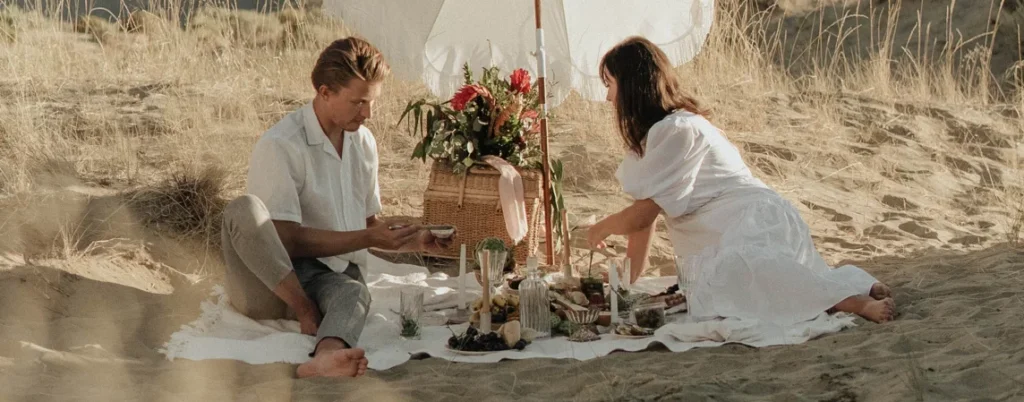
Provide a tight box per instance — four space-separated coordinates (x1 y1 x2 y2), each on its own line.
398 62 544 175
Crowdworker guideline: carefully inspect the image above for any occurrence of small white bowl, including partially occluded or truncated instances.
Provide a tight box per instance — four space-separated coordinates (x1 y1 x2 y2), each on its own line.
427 225 455 239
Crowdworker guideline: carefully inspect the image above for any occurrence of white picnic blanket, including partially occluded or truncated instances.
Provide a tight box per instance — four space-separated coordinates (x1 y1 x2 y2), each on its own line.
160 254 858 370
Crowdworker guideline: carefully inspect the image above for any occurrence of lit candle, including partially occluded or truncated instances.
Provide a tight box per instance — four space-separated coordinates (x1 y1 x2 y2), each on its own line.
609 260 619 324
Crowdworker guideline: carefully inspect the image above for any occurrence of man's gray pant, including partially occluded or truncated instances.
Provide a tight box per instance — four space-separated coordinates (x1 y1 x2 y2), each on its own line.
220 194 371 350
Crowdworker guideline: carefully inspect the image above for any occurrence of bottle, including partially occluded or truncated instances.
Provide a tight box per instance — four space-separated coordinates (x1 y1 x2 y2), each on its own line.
518 256 551 338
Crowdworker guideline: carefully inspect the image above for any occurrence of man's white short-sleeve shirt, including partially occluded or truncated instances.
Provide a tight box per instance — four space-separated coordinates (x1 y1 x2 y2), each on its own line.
245 102 382 274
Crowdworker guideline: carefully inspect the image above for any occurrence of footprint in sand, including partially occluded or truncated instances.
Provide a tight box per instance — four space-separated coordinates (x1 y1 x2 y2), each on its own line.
862 129 909 147
947 120 1012 148
820 236 881 252
881 195 920 211
750 157 784 177
950 235 988 246
966 145 1007 163
864 224 905 241
972 220 996 230
976 164 1003 188
741 142 798 161
943 155 974 173
894 103 956 121
801 201 853 222
898 221 940 240
886 124 915 140
882 211 934 222
849 145 878 156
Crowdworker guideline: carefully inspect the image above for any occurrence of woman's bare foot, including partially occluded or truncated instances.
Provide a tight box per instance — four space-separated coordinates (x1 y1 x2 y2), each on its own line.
832 295 896 323
296 348 366 378
870 282 892 300
859 298 896 323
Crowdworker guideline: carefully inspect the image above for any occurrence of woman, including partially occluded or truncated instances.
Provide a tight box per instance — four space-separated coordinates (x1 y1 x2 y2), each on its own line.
586 36 895 324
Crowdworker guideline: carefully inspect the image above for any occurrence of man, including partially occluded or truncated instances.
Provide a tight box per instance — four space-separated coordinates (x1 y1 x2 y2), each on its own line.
220 37 450 378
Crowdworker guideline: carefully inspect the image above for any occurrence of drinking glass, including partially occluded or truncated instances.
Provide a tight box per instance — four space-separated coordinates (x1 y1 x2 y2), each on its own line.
399 288 424 337
477 249 508 294
674 255 697 318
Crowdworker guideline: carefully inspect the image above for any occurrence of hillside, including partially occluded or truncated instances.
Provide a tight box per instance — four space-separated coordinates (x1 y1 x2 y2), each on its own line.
0 1 1022 400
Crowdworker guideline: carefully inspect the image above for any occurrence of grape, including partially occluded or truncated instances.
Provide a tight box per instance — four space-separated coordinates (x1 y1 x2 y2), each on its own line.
514 340 527 350
466 326 478 336
448 336 459 349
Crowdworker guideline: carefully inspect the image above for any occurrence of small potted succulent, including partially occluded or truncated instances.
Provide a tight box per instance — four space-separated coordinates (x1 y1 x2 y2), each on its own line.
473 237 516 285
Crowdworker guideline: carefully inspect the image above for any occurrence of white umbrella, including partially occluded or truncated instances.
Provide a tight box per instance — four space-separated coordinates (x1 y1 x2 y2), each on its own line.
324 0 715 264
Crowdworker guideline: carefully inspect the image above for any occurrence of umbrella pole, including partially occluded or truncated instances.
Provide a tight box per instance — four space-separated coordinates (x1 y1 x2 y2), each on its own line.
534 0 555 266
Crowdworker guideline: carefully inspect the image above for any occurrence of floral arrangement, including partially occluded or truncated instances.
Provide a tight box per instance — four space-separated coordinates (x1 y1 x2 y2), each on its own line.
399 63 544 174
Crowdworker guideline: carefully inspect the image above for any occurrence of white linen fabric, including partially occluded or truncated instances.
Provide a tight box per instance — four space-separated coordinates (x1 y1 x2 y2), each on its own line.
160 254 858 370
616 110 879 327
245 102 382 275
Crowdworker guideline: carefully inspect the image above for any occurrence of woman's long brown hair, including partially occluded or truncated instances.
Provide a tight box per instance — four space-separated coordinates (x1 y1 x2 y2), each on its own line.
599 36 709 157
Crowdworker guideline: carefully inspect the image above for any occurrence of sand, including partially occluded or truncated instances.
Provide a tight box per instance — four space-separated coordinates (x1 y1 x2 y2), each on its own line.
2 240 1022 401
2 0 1024 400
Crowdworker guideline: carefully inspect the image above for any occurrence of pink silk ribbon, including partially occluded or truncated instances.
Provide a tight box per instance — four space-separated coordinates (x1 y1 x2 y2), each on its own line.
480 155 528 244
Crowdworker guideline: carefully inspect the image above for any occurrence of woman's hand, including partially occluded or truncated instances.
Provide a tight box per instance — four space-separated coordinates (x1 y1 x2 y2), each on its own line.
587 222 611 250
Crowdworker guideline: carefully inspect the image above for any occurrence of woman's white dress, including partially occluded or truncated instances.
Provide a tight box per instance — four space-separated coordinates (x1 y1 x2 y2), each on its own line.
616 110 879 326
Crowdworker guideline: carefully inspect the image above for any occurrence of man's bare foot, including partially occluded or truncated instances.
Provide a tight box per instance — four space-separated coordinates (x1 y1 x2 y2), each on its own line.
858 298 896 323
296 348 366 378
869 282 892 300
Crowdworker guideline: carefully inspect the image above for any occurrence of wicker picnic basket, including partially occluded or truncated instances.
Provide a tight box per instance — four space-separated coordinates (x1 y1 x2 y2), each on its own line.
421 160 543 265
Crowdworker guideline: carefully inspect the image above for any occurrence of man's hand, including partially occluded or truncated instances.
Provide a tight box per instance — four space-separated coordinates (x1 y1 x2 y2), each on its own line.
414 230 453 252
368 223 421 250
297 304 322 336
272 272 323 336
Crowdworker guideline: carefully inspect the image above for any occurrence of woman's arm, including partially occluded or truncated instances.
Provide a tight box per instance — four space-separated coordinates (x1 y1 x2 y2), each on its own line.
587 198 661 249
625 222 656 284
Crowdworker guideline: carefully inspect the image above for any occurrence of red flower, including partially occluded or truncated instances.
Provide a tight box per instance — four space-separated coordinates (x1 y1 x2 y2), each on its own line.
450 84 493 112
520 109 539 121
450 85 478 111
509 69 531 94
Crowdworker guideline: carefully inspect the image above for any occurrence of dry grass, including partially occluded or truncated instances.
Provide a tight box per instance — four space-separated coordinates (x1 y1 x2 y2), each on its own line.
0 8 17 42
0 0 1021 259
124 163 230 247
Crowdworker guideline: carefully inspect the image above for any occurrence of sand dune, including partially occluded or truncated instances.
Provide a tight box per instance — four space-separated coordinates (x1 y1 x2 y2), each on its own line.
1 0 1023 400
2 240 1021 401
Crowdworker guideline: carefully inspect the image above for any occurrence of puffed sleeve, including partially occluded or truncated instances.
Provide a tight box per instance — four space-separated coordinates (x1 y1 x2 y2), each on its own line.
616 117 710 218
245 137 305 224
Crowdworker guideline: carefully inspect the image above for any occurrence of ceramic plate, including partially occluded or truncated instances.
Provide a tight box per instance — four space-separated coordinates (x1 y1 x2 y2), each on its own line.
445 346 504 355
612 333 654 339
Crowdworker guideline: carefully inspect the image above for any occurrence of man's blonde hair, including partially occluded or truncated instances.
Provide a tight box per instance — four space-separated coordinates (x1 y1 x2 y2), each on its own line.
311 36 390 91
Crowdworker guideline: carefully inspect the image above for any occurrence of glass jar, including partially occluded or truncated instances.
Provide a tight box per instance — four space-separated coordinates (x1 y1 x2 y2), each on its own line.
632 302 666 329
518 256 551 338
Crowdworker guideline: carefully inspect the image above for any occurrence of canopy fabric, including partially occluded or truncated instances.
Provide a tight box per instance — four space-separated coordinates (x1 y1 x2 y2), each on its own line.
323 0 715 107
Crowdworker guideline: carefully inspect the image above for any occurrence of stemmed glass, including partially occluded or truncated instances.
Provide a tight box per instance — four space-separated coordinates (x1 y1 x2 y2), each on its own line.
477 249 508 295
